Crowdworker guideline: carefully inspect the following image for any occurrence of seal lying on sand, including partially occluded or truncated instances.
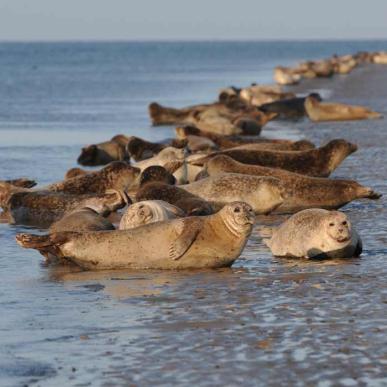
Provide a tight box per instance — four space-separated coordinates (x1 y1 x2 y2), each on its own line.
176 125 315 151
205 155 381 212
191 139 357 177
77 135 129 166
259 93 322 118
119 200 185 230
1 188 129 228
46 162 140 195
304 95 382 122
181 173 284 214
126 136 186 161
16 202 254 270
263 209 362 259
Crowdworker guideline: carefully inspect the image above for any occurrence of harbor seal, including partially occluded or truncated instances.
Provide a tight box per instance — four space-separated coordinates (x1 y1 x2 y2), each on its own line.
126 136 186 162
119 200 185 230
205 155 381 212
176 125 315 151
16 202 255 270
46 162 140 195
259 93 322 118
304 95 382 122
264 209 362 259
49 207 115 233
77 134 129 166
64 168 88 180
192 139 357 177
2 189 130 228
135 147 185 171
181 173 285 214
136 168 213 216
3 178 37 188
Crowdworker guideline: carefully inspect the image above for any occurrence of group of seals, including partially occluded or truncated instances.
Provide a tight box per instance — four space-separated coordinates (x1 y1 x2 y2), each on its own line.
10 49 385 269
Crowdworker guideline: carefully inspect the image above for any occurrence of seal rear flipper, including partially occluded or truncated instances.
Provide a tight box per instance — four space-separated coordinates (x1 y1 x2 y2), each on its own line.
5 178 37 188
169 218 202 260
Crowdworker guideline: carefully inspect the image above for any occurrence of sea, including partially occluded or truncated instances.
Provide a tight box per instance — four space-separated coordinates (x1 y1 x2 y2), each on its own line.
0 41 386 386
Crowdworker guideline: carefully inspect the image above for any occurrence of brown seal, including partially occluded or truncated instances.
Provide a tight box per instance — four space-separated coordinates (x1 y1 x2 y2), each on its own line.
16 202 254 270
176 125 315 151
192 139 357 177
77 134 129 166
126 136 186 162
64 168 88 180
305 95 382 122
2 189 130 228
136 166 213 216
181 173 284 214
264 209 362 259
3 178 37 188
205 155 381 213
46 161 140 195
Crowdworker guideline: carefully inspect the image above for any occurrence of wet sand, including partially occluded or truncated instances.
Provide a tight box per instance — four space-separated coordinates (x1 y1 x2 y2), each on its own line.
1 65 387 386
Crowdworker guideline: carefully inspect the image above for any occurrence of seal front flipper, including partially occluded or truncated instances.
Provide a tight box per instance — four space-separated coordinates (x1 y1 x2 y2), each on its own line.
169 218 202 260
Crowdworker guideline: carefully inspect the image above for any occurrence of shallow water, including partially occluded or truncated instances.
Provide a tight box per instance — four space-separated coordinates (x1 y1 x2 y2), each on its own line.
0 42 387 386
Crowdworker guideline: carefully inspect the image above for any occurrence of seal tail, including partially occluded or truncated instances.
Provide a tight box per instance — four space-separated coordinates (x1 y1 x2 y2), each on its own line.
16 233 52 249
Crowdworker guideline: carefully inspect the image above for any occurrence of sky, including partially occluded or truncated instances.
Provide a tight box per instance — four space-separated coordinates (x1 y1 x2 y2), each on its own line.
0 0 387 41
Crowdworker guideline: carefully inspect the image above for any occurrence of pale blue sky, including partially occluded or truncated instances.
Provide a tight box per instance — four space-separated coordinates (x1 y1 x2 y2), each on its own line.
0 0 386 41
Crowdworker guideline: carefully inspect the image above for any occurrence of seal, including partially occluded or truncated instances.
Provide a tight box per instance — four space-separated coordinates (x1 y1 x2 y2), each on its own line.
192 139 357 177
238 84 295 106
126 136 186 162
148 102 272 136
259 93 322 118
64 168 88 180
176 125 315 151
119 200 185 230
16 202 255 270
135 147 185 171
1 188 130 228
181 173 284 214
49 207 115 233
304 95 382 122
45 161 140 195
77 134 129 166
3 178 37 188
205 155 381 213
263 209 362 259
274 66 301 85
135 167 213 215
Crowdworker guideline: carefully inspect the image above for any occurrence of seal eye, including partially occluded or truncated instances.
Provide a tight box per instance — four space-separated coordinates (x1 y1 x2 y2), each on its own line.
329 222 335 227
234 207 240 213
342 221 347 226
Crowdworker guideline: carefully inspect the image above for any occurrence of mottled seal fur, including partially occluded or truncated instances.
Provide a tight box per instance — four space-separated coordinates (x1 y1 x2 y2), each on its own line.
205 155 381 212
119 200 185 230
264 209 362 259
181 173 284 214
192 139 357 177
16 202 255 270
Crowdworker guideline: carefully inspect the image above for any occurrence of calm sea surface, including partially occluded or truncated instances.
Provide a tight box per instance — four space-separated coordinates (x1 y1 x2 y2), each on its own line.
0 41 386 386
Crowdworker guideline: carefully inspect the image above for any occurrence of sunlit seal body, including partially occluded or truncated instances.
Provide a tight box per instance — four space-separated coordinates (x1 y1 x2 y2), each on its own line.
16 202 255 270
49 207 115 233
46 162 140 195
176 125 314 151
305 96 382 122
181 173 284 214
2 189 129 228
264 209 362 259
64 168 88 180
205 155 381 213
193 139 357 177
77 134 129 166
119 200 185 230
274 67 301 85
